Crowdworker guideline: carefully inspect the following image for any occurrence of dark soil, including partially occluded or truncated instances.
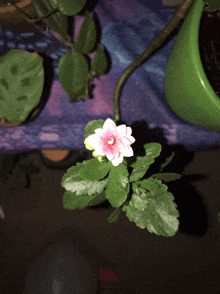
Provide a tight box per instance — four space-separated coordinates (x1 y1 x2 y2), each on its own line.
199 9 220 97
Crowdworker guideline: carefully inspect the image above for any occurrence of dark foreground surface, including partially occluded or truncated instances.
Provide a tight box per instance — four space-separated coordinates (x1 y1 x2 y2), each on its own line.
0 148 220 294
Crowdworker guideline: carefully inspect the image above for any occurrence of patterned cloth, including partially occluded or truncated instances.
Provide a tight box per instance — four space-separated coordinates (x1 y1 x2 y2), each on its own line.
0 0 220 153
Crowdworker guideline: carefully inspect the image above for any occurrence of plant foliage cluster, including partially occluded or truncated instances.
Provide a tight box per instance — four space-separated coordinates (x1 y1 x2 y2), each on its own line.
61 120 181 237
0 0 108 122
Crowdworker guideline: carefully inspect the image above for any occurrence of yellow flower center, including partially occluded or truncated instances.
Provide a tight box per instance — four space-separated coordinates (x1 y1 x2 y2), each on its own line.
108 138 115 145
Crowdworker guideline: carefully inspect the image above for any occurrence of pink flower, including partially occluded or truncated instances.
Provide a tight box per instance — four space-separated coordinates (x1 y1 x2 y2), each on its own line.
85 118 135 166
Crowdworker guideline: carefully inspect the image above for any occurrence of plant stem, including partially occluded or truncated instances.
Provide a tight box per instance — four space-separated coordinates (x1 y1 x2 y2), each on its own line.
55 32 75 53
113 0 195 122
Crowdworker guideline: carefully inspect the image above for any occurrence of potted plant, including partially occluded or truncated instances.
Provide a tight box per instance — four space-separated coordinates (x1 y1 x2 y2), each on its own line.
164 0 220 132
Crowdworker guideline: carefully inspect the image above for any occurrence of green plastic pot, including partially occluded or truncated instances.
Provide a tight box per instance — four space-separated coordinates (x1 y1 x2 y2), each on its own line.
164 0 220 132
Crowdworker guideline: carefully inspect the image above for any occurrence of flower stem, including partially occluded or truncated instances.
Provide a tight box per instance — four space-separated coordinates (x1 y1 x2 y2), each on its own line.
113 0 195 122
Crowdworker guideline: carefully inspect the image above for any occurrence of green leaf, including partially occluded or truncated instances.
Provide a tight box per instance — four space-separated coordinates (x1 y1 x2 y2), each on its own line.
108 207 123 224
51 0 86 16
105 164 130 207
129 166 149 182
58 52 89 100
32 0 68 40
87 191 106 206
62 176 107 208
75 11 96 54
129 192 149 211
132 183 146 195
105 182 129 208
130 143 162 169
0 49 44 123
63 190 94 209
91 44 108 76
69 84 89 102
61 163 108 196
79 158 110 181
159 151 175 172
151 173 181 182
84 119 105 139
123 178 179 236
109 163 129 190
136 178 163 191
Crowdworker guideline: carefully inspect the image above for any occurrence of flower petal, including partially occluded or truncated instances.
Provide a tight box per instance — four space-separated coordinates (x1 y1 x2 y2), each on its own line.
86 134 100 149
126 134 135 144
119 136 133 147
116 124 127 136
103 118 116 131
84 138 95 150
93 148 106 156
111 153 123 166
95 128 104 136
126 126 132 136
123 145 134 157
106 153 115 162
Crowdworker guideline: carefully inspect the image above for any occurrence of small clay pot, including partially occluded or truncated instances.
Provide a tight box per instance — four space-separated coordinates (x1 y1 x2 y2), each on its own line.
0 0 43 33
41 150 70 162
40 150 89 169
